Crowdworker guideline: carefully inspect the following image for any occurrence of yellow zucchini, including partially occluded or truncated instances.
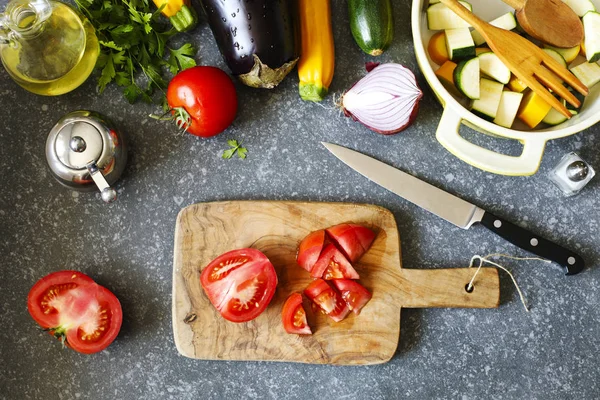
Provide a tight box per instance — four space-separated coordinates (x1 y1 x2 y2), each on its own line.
507 74 527 93
297 0 335 102
517 91 552 128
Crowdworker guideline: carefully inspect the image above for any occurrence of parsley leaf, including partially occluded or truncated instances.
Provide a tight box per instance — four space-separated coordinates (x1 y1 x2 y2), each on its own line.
76 0 197 103
167 44 196 74
222 140 248 160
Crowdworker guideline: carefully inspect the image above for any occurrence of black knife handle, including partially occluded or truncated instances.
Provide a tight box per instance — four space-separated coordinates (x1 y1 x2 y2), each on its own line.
480 211 584 275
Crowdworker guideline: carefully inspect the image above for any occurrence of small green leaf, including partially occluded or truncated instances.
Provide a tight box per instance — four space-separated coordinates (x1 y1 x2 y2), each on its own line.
222 140 248 160
111 50 127 65
222 148 236 159
115 71 131 87
110 25 134 35
168 43 196 73
124 84 141 103
98 54 116 93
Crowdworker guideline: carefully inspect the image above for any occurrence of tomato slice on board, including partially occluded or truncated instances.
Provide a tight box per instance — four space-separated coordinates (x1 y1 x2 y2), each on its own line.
310 243 359 280
331 279 372 315
281 293 312 335
304 279 350 322
27 270 123 354
326 224 376 263
297 229 326 272
200 248 278 323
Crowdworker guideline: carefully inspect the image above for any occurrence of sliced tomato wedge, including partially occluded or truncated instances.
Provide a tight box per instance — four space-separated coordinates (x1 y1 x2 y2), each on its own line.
281 293 312 334
304 279 350 322
200 248 278 323
310 243 359 280
27 270 123 354
326 224 376 263
331 279 372 315
297 229 325 272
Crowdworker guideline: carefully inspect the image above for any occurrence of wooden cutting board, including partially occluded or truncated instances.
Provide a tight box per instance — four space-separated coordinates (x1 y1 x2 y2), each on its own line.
172 201 500 365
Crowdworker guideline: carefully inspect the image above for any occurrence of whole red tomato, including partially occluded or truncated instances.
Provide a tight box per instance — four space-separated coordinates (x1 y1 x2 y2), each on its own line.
166 66 237 137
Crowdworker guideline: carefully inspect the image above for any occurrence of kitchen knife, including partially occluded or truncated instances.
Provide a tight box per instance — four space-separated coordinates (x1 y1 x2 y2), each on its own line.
323 142 584 275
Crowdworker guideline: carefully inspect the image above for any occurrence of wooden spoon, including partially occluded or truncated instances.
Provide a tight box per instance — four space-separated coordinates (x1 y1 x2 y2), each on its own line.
502 0 583 48
440 0 588 118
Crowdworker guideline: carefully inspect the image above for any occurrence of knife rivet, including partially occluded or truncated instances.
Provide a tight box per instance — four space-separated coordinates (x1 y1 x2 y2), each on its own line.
568 257 576 265
530 238 539 246
493 220 502 228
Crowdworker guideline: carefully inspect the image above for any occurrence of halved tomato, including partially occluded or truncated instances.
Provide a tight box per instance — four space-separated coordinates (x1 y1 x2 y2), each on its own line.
200 248 278 323
304 279 350 322
332 279 372 315
281 293 312 334
310 243 359 280
297 230 325 272
326 224 376 262
27 270 123 354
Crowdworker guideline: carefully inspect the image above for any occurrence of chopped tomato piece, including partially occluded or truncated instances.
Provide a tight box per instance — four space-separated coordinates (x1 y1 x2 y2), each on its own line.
326 223 376 262
200 248 278 323
27 270 122 354
304 279 350 322
310 243 359 280
332 279 372 315
281 293 312 334
297 229 325 272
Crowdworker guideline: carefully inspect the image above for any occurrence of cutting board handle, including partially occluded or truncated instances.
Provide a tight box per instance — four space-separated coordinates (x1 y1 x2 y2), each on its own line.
397 268 500 308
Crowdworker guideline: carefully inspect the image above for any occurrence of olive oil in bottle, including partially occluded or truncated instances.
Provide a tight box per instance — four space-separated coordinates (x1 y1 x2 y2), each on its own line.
0 0 99 96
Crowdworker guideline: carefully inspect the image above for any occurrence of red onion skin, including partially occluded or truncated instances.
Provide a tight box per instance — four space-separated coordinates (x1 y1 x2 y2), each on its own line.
342 65 424 135
365 62 380 73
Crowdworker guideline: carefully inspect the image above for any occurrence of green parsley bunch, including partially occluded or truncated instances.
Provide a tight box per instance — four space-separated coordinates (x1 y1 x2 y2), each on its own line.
75 0 196 103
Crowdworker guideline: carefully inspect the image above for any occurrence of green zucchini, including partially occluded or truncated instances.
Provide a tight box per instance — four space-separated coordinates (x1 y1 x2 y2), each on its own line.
454 58 480 99
348 0 394 56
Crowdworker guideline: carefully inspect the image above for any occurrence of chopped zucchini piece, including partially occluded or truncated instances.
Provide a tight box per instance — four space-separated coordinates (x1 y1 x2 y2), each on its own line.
517 91 552 128
583 11 600 63
508 74 527 92
543 44 581 65
445 28 476 61
471 78 504 120
478 52 511 84
427 2 473 30
542 104 570 126
563 0 596 17
471 12 517 46
494 91 524 128
454 57 480 99
570 61 600 89
542 48 567 68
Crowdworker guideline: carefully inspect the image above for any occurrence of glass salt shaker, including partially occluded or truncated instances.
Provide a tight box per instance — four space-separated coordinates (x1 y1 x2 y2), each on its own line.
548 152 595 196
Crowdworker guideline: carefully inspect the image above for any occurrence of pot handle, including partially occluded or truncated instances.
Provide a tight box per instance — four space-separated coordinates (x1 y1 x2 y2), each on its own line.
436 108 548 176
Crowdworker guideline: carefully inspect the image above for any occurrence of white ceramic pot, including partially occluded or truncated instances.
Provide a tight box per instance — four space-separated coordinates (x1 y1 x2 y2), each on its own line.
411 0 600 176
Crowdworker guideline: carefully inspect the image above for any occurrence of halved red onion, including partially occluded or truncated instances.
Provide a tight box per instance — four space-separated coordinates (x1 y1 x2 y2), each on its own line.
341 63 423 135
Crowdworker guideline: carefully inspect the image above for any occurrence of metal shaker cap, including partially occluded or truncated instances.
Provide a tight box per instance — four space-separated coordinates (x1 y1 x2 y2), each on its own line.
46 110 127 203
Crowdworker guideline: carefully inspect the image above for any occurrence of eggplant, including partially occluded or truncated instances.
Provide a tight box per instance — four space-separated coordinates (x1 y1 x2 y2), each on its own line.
200 0 298 89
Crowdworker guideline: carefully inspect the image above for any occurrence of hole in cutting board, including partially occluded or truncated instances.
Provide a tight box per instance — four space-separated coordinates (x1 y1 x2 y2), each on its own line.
465 283 474 293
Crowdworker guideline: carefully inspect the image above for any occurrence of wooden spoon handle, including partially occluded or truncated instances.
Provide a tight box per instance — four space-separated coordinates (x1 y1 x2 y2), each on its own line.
397 268 500 309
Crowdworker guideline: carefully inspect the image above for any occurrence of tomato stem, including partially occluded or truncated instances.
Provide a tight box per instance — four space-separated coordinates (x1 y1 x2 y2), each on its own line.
44 327 69 348
149 107 191 135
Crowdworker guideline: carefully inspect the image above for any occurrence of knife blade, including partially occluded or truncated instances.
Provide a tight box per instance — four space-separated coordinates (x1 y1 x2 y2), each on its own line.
323 142 584 275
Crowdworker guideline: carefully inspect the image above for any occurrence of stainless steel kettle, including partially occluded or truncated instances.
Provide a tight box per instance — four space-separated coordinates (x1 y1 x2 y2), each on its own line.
45 110 127 203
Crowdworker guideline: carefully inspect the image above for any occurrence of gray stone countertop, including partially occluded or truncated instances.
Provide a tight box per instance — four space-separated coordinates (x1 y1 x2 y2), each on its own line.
1 1 599 399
